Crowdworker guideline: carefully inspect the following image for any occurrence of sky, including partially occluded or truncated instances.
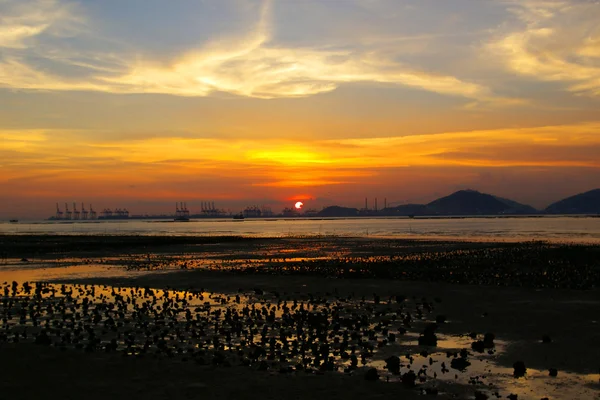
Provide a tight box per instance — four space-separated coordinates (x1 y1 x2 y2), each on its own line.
1 0 600 218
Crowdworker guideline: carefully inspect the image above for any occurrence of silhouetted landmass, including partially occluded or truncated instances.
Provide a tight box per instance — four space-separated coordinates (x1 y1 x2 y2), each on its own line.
426 190 536 215
384 204 429 216
545 189 600 214
491 195 538 214
317 206 359 217
319 190 540 217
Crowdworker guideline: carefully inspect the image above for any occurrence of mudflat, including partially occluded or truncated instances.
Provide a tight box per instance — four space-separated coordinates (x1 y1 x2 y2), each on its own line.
0 235 599 400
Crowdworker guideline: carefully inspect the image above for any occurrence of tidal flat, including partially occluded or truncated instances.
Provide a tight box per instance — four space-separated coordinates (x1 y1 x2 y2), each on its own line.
0 235 599 400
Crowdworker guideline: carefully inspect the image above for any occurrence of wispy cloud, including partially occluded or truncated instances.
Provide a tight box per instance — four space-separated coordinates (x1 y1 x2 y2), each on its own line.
0 0 514 103
490 0 600 96
0 0 81 48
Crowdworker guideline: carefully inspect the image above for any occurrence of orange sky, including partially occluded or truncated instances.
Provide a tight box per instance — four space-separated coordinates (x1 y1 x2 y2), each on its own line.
1 0 600 218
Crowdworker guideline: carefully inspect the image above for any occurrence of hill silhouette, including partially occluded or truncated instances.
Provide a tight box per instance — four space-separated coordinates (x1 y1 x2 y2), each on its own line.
314 189 600 217
545 189 600 214
491 195 538 214
426 190 536 215
317 190 538 217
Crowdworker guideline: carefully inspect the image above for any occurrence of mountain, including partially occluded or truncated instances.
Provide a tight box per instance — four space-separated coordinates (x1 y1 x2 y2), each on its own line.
545 189 600 214
492 195 539 214
317 206 359 217
426 190 536 215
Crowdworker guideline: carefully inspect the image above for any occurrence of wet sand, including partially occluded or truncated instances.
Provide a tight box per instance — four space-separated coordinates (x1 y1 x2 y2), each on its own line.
1 235 599 400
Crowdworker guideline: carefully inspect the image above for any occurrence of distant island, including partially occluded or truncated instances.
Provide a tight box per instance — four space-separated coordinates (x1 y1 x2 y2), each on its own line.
544 189 600 215
317 189 600 217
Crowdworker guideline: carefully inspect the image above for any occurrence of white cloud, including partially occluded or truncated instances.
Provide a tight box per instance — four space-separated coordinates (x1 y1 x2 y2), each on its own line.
0 0 81 48
0 0 514 103
490 0 600 96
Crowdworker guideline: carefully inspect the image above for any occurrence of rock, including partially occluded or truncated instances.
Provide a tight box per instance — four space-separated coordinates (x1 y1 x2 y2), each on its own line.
419 333 437 346
549 368 558 377
483 332 495 348
450 357 471 371
507 394 518 400
471 340 485 353
513 361 526 377
401 370 417 387
365 368 379 381
419 324 438 346
385 355 401 374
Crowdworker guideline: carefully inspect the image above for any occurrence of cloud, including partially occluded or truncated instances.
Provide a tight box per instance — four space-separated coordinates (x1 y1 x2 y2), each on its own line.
0 0 81 48
3 122 600 191
490 0 600 96
0 0 513 103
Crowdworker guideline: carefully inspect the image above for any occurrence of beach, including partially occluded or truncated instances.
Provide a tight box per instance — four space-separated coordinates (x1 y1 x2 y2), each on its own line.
1 235 599 400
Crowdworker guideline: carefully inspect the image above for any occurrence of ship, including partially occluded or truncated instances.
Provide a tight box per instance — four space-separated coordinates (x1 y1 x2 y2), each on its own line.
9 219 18 223
233 213 244 220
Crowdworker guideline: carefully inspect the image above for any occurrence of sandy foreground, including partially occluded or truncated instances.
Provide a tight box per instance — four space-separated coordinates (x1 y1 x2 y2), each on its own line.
0 235 599 400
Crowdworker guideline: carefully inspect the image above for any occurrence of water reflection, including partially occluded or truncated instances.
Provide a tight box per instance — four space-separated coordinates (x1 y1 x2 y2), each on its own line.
2 216 600 243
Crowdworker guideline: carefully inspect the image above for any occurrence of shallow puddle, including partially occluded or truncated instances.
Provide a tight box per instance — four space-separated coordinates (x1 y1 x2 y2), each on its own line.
0 262 152 282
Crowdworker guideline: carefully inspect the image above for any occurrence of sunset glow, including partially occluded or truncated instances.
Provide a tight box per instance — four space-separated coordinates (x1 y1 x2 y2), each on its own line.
1 0 599 218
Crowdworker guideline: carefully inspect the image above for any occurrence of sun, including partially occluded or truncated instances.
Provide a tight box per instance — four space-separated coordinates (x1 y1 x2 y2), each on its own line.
294 201 304 210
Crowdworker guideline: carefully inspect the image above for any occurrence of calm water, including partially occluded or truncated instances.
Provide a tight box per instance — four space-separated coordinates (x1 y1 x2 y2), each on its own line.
2 216 600 243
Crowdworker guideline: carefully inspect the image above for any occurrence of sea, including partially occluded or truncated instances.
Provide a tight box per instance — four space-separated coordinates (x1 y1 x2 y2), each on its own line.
2 216 600 243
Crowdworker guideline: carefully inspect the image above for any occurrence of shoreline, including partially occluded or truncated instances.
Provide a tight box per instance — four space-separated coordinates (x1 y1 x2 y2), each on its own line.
4 213 600 223
5 231 600 245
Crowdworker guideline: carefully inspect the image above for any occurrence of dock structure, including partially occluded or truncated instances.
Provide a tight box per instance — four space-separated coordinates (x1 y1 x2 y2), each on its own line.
89 205 97 219
176 202 190 218
200 201 224 217
175 202 190 221
243 206 262 218
81 203 89 220
55 203 64 220
72 203 80 220
50 203 112 220
64 203 72 220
